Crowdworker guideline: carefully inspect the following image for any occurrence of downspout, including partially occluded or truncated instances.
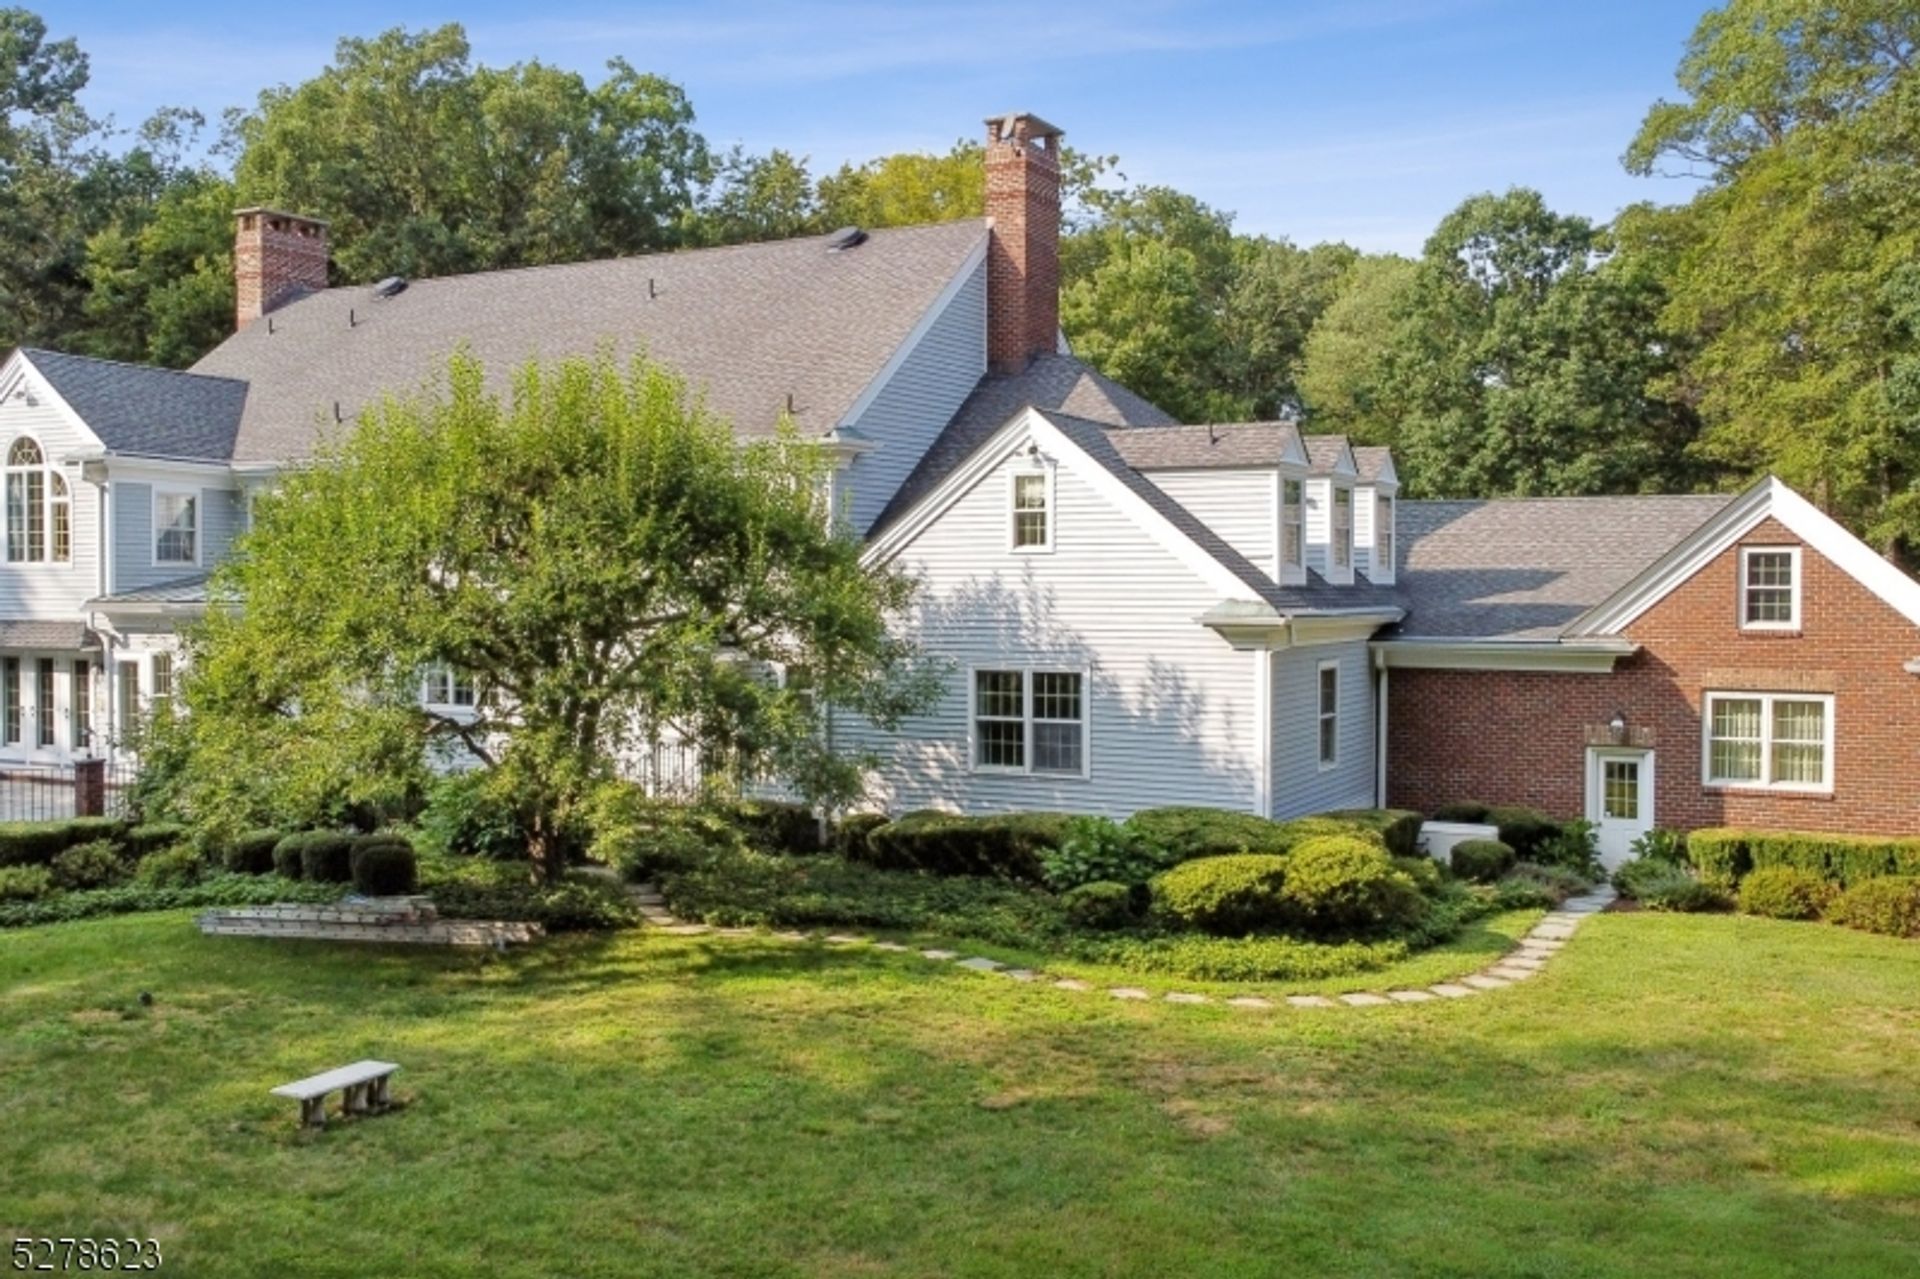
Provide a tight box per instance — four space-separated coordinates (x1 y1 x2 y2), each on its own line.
1252 647 1273 818
1374 647 1389 809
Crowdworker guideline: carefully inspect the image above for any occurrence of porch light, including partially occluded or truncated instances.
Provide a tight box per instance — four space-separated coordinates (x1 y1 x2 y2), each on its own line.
1608 711 1627 743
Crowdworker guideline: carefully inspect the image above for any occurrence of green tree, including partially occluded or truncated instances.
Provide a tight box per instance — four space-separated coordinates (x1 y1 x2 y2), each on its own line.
816 141 984 230
1627 0 1920 558
1218 237 1359 419
1298 254 1419 441
229 25 711 282
79 171 235 366
692 147 819 245
178 353 934 877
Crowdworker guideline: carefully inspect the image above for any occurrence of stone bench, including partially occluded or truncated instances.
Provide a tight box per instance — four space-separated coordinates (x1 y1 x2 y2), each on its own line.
272 1060 400 1128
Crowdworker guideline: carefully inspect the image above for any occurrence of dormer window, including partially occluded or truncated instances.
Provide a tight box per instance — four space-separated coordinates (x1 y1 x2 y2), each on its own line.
1332 488 1352 570
1282 478 1304 571
1740 547 1799 630
1011 469 1051 551
1375 495 1394 577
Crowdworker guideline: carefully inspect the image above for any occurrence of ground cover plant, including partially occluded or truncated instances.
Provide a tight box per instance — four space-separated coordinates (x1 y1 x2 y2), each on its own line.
1 908 1916 1277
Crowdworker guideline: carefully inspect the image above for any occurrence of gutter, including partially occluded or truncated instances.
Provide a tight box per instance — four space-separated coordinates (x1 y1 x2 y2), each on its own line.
1372 636 1638 673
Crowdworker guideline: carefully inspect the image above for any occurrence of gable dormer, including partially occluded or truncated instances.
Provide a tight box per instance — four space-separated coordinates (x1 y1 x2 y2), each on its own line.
1303 435 1359 585
1105 421 1310 586
1352 446 1399 584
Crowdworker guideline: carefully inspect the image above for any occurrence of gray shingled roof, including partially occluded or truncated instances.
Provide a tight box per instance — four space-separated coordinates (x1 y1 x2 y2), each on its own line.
192 220 989 463
1304 434 1354 474
1104 421 1302 470
869 352 1174 536
22 349 245 462
1392 495 1736 639
0 620 96 649
1043 411 1404 616
89 573 211 607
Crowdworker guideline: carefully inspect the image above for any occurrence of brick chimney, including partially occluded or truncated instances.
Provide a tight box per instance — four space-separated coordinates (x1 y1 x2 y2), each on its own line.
234 207 330 329
984 113 1063 374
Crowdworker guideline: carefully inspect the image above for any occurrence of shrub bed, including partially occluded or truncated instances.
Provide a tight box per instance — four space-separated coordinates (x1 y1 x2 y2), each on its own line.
1072 932 1412 982
50 840 129 891
222 829 283 875
1281 836 1426 932
715 800 821 854
124 822 190 860
1736 866 1835 921
1121 807 1295 860
1150 855 1292 935
350 834 419 896
1688 828 1920 889
1061 880 1139 930
1827 876 1920 939
132 846 205 889
0 873 339 929
1613 856 1730 912
1450 838 1515 883
295 833 356 883
859 810 1075 882
1312 809 1424 858
0 818 129 869
0 864 53 902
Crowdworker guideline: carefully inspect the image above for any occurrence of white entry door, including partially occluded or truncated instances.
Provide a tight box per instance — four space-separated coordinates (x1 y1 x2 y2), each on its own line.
1586 748 1653 869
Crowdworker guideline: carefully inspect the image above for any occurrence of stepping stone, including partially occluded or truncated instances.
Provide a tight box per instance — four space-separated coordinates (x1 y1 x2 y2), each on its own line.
1487 965 1538 982
1428 984 1478 998
1002 968 1038 982
775 931 808 942
1339 992 1391 1007
920 948 958 960
1109 987 1150 1001
1530 926 1577 942
1225 996 1274 1009
1501 954 1547 969
632 896 666 907
1053 978 1093 992
1164 992 1209 1005
872 941 910 952
1462 974 1511 990
715 927 756 937
1286 995 1336 1008
1387 989 1436 1003
659 924 710 935
956 957 1003 972
824 934 867 945
1522 937 1566 951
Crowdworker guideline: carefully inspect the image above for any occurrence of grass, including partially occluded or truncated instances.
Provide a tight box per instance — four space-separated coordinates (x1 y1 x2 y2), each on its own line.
2 909 1918 1277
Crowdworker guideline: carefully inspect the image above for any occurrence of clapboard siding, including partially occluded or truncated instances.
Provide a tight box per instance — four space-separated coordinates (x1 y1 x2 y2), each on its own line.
1144 469 1276 578
840 440 1263 817
113 482 242 591
0 396 103 618
1269 639 1377 818
842 253 987 536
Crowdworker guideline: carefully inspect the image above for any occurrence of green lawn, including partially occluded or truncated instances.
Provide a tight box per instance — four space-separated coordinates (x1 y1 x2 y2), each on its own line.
3 910 1918 1278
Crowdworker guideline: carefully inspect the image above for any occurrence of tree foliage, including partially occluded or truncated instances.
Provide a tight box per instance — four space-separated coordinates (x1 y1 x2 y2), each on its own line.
174 353 935 876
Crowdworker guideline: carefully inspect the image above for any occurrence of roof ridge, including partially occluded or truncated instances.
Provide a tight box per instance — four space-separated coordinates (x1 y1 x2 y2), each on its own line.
23 347 250 388
1403 493 1734 505
283 218 990 299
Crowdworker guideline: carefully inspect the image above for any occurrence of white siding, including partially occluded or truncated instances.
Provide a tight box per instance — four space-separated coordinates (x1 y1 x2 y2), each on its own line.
112 482 243 592
0 397 104 619
1144 469 1276 579
841 440 1263 817
1269 640 1376 818
1304 477 1332 577
1354 484 1375 577
841 253 987 536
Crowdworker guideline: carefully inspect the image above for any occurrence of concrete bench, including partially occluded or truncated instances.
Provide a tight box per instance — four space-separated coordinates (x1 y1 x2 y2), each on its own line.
272 1060 400 1128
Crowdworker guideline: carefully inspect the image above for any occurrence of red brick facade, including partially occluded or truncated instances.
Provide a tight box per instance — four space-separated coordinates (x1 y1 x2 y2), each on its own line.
1388 518 1920 835
983 114 1061 373
234 208 330 329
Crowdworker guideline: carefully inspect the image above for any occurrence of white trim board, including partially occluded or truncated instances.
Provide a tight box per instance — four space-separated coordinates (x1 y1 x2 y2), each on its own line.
1372 638 1636 673
1569 476 1920 635
4 352 109 454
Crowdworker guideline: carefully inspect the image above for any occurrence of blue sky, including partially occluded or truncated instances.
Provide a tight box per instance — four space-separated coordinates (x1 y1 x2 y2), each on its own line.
51 0 1711 254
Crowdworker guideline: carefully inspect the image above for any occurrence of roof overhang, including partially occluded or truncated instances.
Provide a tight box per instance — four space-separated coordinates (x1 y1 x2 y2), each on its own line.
1201 602 1404 650
1373 636 1638 673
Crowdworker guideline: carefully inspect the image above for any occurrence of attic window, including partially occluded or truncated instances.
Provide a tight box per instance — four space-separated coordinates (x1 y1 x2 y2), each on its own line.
1011 469 1051 551
1333 488 1353 570
1740 547 1799 630
1282 478 1304 570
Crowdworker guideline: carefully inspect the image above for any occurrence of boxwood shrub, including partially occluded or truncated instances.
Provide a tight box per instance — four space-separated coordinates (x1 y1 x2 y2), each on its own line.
1688 828 1920 889
1431 801 1491 823
1281 835 1426 932
1060 880 1139 930
273 831 355 883
1827 876 1920 939
0 864 54 902
222 828 283 875
1485 806 1561 860
1122 807 1294 860
1314 809 1424 859
859 810 1074 881
715 799 821 854
0 817 129 868
132 846 205 889
1450 838 1515 883
350 834 420 896
124 821 190 860
1150 854 1292 935
1736 866 1835 921
832 812 890 857
49 840 128 891
271 833 306 880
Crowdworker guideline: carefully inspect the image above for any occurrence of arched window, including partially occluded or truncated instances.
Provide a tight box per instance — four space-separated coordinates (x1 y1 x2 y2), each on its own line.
3 437 69 565
6 437 45 563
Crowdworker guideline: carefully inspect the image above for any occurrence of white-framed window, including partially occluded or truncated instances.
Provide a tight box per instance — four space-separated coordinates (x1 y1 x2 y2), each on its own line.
151 653 174 704
969 667 1088 778
153 487 199 565
116 660 139 737
1702 691 1833 792
71 657 92 751
422 664 476 709
1332 487 1353 570
1281 477 1305 572
1375 494 1395 578
35 658 54 748
1317 660 1339 768
1739 546 1800 630
1010 468 1052 551
4 436 69 564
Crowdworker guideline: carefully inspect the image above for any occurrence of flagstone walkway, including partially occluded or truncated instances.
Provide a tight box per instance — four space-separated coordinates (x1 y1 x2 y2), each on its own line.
624 880 1616 1008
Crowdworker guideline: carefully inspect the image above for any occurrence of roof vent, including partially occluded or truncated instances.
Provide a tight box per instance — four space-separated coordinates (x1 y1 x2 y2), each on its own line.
824 226 867 252
371 276 408 299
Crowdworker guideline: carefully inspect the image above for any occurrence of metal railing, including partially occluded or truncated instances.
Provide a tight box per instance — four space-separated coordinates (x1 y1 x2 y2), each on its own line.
0 755 140 822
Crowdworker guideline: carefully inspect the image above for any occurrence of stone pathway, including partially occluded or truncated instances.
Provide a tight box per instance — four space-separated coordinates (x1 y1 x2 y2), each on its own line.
622 879 1617 1011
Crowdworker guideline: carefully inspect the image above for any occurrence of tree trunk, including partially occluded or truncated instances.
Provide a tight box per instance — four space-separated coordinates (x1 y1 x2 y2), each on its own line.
526 810 563 885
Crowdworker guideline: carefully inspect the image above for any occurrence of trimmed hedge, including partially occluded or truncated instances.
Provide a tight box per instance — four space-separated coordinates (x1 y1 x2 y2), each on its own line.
1123 807 1295 860
0 817 129 869
1150 854 1292 935
124 822 189 860
132 846 204 889
1827 876 1920 939
49 840 128 891
832 812 890 856
717 800 821 854
1281 835 1426 932
1450 838 1515 883
1315 809 1424 859
1432 801 1491 823
859 810 1074 881
1688 828 1920 889
1736 866 1835 921
272 831 354 883
271 834 305 880
1061 880 1138 930
351 834 419 896
223 829 283 875
1485 806 1560 860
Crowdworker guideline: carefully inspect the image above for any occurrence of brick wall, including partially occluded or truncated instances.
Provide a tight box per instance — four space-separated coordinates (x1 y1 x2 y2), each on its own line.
1388 517 1920 835
234 209 330 329
983 115 1061 373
